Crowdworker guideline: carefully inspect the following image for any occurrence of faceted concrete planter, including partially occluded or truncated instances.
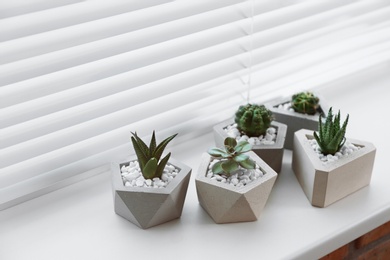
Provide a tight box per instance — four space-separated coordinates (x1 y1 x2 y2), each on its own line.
195 151 277 224
213 119 287 173
292 129 376 208
265 94 329 150
111 156 191 229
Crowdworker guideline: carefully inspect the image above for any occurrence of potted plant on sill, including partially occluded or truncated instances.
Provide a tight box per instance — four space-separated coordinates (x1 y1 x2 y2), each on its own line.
265 91 330 150
111 131 192 229
195 137 277 224
213 104 287 173
292 108 376 208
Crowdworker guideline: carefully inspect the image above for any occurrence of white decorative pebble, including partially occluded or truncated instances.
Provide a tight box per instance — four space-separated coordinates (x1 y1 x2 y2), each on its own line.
124 171 140 182
205 158 265 187
161 174 169 182
308 139 360 163
267 127 276 135
121 161 179 188
248 138 256 145
136 179 144 187
224 124 277 146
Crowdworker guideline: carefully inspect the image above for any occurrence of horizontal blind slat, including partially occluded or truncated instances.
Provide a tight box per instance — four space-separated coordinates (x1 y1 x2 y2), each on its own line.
1 0 390 210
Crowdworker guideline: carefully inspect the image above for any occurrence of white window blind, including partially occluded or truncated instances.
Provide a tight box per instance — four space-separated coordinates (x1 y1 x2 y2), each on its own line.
1 0 390 210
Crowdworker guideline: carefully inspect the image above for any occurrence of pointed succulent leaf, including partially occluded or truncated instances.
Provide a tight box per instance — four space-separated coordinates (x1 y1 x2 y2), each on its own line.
142 158 158 179
234 141 252 153
131 132 149 159
314 108 349 155
149 130 157 158
233 153 249 162
155 152 171 179
318 114 324 142
212 161 224 174
313 132 321 147
131 136 148 170
221 160 239 174
239 158 256 169
154 133 178 161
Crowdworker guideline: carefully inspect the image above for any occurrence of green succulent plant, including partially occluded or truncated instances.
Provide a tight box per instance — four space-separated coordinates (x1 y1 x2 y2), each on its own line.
291 91 320 115
208 137 256 175
234 104 273 137
313 107 349 156
131 131 177 180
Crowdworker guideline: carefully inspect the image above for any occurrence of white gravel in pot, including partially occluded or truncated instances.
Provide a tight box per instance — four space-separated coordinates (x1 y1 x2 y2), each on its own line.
309 139 361 163
206 158 265 187
224 123 277 146
120 160 179 188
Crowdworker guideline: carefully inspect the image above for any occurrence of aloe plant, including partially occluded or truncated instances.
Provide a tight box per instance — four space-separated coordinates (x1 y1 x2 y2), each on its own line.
291 91 320 115
313 107 349 155
208 137 256 175
131 131 177 179
234 104 273 137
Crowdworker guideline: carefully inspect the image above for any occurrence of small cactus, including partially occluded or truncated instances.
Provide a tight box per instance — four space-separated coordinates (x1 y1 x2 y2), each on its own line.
234 104 273 137
313 107 349 156
131 131 177 180
208 137 256 175
291 92 320 115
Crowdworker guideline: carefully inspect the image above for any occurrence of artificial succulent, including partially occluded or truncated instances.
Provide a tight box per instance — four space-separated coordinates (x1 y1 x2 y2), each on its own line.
208 137 256 175
291 91 320 115
234 104 273 137
313 107 349 155
131 131 177 179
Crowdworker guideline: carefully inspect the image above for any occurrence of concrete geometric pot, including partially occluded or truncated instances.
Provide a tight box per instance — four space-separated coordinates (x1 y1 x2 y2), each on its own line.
213 119 287 173
265 94 330 150
111 156 191 229
195 151 277 224
292 129 376 208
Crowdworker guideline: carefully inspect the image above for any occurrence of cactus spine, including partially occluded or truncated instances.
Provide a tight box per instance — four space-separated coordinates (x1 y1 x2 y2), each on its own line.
313 107 349 155
291 92 320 115
234 104 273 137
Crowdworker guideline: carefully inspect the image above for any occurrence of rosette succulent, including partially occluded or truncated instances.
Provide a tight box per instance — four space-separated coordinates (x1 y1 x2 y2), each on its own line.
208 137 256 175
314 107 349 155
131 131 177 179
291 92 320 115
234 104 273 137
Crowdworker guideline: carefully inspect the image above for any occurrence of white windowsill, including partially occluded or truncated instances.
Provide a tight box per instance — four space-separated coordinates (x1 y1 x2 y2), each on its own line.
0 65 389 260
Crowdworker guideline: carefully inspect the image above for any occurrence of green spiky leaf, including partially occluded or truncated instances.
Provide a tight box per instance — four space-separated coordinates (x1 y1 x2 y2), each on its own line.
142 158 158 180
130 131 177 180
154 133 178 161
131 132 149 158
131 136 148 170
313 108 349 155
149 131 157 158
155 152 171 179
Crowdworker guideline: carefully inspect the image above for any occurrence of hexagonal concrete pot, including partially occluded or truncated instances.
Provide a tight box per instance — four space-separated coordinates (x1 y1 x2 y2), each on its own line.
111 156 191 229
265 94 330 150
195 151 277 224
213 119 287 173
292 129 376 208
